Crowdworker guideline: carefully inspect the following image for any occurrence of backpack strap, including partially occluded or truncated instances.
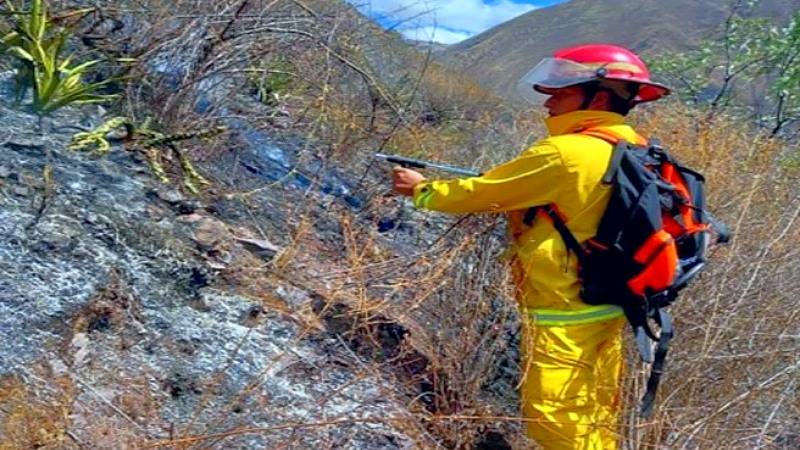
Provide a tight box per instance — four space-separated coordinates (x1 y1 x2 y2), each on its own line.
704 210 732 244
639 308 674 418
540 204 587 260
579 127 648 147
603 140 629 185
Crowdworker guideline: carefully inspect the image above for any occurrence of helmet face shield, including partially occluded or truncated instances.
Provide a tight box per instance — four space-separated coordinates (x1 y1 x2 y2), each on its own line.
517 57 603 104
516 52 671 105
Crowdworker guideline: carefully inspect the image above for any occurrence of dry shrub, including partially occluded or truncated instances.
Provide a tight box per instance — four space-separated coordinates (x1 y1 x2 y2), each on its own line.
0 375 76 450
384 122 469 161
299 203 525 448
417 60 504 124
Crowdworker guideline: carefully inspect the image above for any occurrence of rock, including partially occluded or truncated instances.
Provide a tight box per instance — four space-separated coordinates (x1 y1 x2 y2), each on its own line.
275 284 313 309
205 259 228 270
156 188 185 204
0 70 17 102
4 138 45 151
70 332 91 368
191 217 229 250
31 219 80 252
146 25 207 91
0 165 11 178
234 235 282 260
146 203 168 220
174 200 201 215
151 188 201 214
177 212 205 223
11 185 30 197
195 96 213 114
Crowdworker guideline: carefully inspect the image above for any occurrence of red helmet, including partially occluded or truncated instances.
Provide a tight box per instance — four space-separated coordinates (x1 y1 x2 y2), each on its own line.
517 43 670 104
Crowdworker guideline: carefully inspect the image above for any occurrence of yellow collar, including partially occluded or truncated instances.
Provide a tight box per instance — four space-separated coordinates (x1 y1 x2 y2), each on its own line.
545 110 626 136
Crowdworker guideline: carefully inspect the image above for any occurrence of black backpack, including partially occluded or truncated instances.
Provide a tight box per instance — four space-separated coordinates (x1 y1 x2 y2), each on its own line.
525 129 731 416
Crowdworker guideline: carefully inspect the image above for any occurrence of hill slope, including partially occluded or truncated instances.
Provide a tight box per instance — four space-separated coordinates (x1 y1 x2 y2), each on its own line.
438 0 799 100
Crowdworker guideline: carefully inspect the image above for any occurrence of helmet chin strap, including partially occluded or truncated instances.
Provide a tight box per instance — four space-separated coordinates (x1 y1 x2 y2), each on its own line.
579 82 601 110
580 69 608 110
580 77 639 113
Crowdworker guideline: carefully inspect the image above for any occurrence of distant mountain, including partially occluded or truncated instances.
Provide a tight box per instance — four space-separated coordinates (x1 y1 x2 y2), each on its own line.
437 0 800 100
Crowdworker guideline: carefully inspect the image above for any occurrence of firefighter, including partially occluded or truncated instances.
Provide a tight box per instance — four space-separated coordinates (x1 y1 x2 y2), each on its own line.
392 44 670 449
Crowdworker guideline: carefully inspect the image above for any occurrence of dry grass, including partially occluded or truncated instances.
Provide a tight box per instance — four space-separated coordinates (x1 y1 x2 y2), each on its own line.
0 375 76 449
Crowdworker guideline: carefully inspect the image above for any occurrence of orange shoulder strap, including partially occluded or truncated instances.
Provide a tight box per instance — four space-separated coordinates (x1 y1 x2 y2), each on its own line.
579 127 648 147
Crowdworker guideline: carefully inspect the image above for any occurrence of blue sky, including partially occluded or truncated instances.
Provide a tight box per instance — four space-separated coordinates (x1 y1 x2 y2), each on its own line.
347 0 566 44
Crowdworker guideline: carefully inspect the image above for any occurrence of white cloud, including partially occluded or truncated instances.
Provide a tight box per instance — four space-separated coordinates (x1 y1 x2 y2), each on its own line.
405 26 473 44
350 0 540 44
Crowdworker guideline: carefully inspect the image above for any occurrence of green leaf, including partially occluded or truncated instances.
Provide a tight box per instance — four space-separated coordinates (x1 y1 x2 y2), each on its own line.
32 40 53 76
8 45 33 61
29 0 45 41
1 30 21 47
44 93 117 113
63 58 101 76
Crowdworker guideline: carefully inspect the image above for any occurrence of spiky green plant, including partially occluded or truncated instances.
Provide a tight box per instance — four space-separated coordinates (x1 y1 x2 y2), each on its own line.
0 0 118 116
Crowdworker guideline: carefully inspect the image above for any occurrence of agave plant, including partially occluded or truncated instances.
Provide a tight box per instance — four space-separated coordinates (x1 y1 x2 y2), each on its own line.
0 0 118 116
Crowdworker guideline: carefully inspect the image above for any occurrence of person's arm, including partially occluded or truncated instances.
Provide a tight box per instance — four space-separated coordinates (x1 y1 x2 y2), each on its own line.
405 141 564 214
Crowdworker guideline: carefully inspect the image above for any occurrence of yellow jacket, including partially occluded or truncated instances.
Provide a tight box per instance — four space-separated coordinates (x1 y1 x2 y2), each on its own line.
412 110 647 313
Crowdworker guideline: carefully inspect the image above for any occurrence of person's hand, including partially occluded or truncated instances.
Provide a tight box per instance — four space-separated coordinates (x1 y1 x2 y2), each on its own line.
392 167 425 197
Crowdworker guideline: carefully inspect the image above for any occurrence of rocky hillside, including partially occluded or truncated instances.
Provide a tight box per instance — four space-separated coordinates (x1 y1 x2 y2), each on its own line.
0 82 423 449
437 0 800 100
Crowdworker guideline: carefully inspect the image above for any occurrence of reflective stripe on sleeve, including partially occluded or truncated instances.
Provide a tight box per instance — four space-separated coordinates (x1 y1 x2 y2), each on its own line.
527 304 625 326
414 187 435 209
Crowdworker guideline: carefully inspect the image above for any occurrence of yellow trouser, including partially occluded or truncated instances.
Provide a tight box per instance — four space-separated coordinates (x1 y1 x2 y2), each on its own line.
521 314 626 450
